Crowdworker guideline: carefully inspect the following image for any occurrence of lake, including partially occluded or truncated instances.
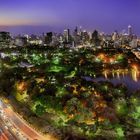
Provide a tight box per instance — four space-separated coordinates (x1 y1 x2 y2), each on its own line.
84 67 140 92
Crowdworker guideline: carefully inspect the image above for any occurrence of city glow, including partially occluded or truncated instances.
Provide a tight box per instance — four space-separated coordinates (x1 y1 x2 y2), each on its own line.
0 1 140 139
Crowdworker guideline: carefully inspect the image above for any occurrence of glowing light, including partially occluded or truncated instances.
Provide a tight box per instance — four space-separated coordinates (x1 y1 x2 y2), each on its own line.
103 70 108 79
116 71 120 79
98 53 105 60
131 64 138 71
17 81 27 91
109 58 115 64
112 71 115 78
131 64 139 82
131 70 138 82
98 116 105 122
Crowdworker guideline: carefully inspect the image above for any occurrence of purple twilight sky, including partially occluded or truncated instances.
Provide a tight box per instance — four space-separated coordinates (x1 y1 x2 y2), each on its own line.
0 0 140 35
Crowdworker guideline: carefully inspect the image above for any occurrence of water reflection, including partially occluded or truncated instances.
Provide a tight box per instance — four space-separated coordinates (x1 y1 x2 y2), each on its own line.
102 67 140 82
131 69 138 82
84 65 140 92
131 65 139 82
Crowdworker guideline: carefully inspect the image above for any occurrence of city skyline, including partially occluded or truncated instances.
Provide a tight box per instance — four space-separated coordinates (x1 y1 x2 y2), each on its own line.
0 1 140 139
0 0 140 35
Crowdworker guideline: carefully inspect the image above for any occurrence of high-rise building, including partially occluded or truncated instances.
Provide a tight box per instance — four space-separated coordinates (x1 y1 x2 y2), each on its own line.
128 25 132 35
79 26 82 35
73 26 78 36
63 29 70 43
91 30 100 46
112 30 119 41
130 35 138 48
81 30 90 43
15 36 27 47
45 32 53 44
112 31 120 47
0 32 11 48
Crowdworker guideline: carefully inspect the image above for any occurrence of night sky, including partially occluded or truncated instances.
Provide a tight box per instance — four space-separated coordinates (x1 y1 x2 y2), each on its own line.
0 0 140 35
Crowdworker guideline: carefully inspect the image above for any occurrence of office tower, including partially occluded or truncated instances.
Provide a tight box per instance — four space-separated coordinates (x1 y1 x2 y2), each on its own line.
15 36 27 47
130 35 138 48
79 26 82 36
45 32 53 44
0 32 11 48
92 30 100 46
63 29 70 43
0 32 10 41
128 25 132 35
81 30 90 43
112 31 118 41
73 26 78 36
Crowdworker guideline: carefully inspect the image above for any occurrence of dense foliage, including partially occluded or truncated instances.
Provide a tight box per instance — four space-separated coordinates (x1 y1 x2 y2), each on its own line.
0 48 140 139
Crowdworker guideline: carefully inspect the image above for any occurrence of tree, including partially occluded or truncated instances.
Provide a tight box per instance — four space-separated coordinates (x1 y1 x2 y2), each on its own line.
35 104 46 116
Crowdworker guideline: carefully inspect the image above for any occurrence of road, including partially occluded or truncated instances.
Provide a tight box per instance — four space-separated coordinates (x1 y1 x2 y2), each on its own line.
0 117 17 140
0 99 57 140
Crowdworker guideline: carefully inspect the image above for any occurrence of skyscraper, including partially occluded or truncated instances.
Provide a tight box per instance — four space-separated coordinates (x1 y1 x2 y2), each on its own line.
0 32 11 48
112 30 118 41
63 29 70 43
92 30 100 46
128 25 132 36
74 26 78 36
45 32 53 44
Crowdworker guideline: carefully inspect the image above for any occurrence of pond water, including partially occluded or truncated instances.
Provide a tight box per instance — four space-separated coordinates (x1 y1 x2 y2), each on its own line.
84 67 140 92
